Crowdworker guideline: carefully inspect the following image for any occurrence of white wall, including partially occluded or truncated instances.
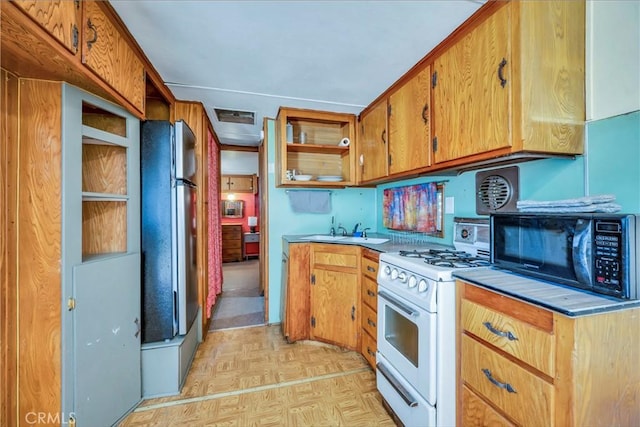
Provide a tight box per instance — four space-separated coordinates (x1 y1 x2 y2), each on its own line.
587 1 640 121
220 150 259 175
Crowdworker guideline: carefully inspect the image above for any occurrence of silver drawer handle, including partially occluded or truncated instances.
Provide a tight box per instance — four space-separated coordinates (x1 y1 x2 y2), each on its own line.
482 368 517 393
377 362 418 407
483 321 518 341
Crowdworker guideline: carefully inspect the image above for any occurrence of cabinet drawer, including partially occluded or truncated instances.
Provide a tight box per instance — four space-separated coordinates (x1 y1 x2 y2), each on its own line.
362 256 379 280
461 299 555 376
361 275 377 310
222 240 242 249
244 233 259 243
361 329 377 369
461 335 552 426
222 228 242 238
312 244 359 269
461 385 515 427
361 303 377 339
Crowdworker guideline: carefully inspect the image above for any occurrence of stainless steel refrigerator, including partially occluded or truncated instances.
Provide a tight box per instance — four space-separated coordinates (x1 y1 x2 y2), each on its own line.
141 120 199 343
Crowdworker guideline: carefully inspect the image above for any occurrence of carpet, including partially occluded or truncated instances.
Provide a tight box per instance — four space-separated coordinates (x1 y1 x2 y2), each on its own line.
210 260 264 330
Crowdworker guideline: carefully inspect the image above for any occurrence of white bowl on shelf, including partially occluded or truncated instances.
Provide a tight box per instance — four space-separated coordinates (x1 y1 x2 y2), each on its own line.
294 174 313 181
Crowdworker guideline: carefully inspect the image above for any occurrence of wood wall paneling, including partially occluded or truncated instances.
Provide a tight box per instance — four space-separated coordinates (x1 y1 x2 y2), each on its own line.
17 79 63 423
1 68 19 427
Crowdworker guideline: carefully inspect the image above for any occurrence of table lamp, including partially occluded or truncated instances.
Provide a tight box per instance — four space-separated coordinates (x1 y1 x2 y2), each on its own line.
248 216 258 233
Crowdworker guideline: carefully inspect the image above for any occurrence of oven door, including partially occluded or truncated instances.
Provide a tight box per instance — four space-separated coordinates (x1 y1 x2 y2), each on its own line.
377 286 436 404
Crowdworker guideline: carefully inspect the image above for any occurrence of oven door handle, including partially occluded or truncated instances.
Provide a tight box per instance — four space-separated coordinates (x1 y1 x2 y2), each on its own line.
378 290 419 317
377 362 418 407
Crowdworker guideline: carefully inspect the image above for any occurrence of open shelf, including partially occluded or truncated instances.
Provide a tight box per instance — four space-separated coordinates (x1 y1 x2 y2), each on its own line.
80 101 133 261
276 107 356 187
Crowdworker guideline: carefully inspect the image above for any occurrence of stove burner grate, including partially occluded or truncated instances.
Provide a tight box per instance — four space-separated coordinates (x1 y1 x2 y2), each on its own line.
397 248 490 268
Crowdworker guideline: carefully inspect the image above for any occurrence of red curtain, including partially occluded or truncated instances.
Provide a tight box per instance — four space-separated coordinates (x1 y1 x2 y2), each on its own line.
206 130 223 318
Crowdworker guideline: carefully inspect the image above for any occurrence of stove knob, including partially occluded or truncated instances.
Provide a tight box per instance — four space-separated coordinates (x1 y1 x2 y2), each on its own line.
418 279 428 293
391 268 398 280
384 266 391 277
408 275 417 288
398 271 407 283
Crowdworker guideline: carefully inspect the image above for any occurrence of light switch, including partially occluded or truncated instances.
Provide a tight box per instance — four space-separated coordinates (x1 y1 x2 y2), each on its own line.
445 197 455 214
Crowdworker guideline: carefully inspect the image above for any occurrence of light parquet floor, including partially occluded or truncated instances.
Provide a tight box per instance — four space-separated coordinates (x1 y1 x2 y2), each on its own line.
120 325 396 426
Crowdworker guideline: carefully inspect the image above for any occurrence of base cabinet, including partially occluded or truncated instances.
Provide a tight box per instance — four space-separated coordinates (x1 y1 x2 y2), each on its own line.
310 244 360 350
457 281 640 426
360 249 380 369
281 242 310 343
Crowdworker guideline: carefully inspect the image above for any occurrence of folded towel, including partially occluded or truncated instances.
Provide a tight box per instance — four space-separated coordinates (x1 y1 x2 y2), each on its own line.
517 194 620 213
518 203 621 213
287 190 331 214
517 194 616 209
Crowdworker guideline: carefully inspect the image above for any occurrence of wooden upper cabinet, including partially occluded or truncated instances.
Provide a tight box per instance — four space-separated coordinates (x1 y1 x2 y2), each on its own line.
82 1 145 114
432 5 511 163
13 0 81 54
388 64 432 174
432 1 584 165
222 174 256 193
357 99 388 183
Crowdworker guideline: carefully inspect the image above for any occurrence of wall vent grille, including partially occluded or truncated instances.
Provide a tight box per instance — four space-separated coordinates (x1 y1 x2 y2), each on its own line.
475 166 519 214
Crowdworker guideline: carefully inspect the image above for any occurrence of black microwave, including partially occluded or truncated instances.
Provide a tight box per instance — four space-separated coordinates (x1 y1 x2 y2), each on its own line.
491 213 639 299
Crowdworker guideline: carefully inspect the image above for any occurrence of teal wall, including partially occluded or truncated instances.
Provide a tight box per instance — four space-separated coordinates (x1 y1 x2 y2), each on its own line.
266 110 639 323
587 111 640 212
266 119 377 322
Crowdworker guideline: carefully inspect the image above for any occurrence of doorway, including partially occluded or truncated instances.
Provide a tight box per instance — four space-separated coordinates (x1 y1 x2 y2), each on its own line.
211 146 266 330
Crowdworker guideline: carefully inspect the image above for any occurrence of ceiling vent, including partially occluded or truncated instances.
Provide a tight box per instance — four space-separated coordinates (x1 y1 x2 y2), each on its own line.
214 108 255 125
475 166 519 215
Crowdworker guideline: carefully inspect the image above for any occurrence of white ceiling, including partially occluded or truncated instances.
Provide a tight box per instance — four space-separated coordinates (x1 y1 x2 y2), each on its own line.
110 1 485 147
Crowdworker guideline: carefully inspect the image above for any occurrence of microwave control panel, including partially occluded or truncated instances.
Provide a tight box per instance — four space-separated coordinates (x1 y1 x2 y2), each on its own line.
593 219 624 291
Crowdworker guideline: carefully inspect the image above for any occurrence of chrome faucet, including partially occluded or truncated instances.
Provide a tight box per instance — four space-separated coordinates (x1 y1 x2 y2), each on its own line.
362 227 371 238
337 224 348 236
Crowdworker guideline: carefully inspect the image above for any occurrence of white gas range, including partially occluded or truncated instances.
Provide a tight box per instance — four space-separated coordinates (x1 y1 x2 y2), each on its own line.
376 218 489 427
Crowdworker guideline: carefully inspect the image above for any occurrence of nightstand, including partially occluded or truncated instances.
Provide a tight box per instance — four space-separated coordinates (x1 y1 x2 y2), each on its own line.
244 232 260 259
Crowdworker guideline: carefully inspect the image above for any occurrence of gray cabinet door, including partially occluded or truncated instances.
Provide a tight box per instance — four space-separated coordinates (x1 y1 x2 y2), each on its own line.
73 253 141 425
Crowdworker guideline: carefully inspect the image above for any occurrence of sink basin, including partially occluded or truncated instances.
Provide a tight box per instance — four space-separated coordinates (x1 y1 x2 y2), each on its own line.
299 234 347 242
342 236 389 244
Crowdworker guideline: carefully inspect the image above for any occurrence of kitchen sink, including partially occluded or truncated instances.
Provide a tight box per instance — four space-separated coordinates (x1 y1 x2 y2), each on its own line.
342 236 389 244
299 235 390 244
299 234 347 242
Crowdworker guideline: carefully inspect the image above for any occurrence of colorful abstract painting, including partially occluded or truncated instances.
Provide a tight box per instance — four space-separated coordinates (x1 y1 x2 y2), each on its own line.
383 182 438 232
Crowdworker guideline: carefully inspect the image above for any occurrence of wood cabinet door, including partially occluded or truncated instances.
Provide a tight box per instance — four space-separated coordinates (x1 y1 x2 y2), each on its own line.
228 175 255 193
283 243 310 342
432 4 511 163
82 1 145 113
13 0 80 54
388 65 431 174
311 268 359 349
358 100 388 182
